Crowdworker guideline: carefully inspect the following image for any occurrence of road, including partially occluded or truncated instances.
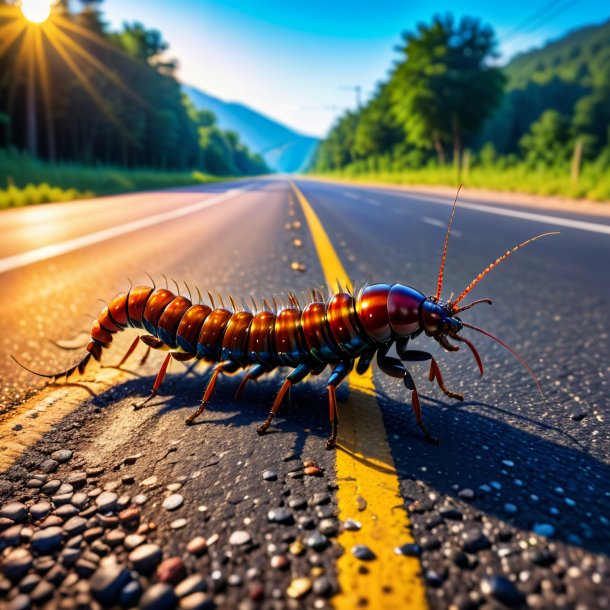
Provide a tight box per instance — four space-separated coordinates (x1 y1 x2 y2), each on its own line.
0 177 608 610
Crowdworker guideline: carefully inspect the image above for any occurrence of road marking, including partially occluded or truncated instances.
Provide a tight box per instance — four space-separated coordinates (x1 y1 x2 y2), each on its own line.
343 191 361 200
291 180 428 610
422 216 462 237
0 185 253 275
368 188 610 235
365 198 381 207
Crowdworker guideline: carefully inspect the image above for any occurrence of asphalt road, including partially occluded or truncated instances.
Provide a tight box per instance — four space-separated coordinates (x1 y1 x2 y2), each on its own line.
0 177 608 610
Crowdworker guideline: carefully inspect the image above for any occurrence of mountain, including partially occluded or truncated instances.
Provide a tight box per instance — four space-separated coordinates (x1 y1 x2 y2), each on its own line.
478 19 610 153
183 86 319 173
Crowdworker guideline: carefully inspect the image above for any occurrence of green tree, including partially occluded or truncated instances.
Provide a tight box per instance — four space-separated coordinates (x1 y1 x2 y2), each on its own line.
520 110 573 167
389 14 505 166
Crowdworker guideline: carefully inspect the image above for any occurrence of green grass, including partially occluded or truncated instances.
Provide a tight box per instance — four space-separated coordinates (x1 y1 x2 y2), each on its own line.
0 150 222 209
314 160 610 202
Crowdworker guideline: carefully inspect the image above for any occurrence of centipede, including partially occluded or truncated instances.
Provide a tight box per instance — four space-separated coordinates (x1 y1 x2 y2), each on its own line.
13 191 558 449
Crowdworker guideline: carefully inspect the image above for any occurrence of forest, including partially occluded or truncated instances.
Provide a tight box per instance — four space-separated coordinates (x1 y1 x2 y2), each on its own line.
313 16 610 201
0 0 267 206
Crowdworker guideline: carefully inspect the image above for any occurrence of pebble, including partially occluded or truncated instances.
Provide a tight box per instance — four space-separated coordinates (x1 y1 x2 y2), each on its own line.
394 543 421 556
481 575 525 606
31 526 63 554
167 483 183 492
533 523 555 537
186 536 207 555
457 488 475 500
313 576 333 597
286 577 312 599
171 518 188 529
124 534 145 550
306 532 329 551
352 544 376 561
304 466 322 476
343 518 362 531
63 516 87 536
162 494 184 511
504 503 518 515
267 507 294 525
51 449 73 463
29 502 52 521
120 580 142 607
311 492 330 506
262 469 277 481
30 580 54 604
140 583 178 610
95 491 118 513
66 472 87 487
180 592 214 609
318 519 339 537
124 453 142 464
6 594 31 610
119 507 141 525
175 574 207 597
229 530 252 545
156 557 186 584
129 543 163 573
462 529 491 553
141 476 158 487
288 497 307 510
0 502 27 523
40 459 58 474
134 494 148 505
71 493 89 509
3 548 33 581
90 564 131 605
270 554 289 569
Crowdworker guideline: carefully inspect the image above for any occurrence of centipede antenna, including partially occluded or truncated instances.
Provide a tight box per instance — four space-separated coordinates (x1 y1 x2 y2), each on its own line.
97 299 109 309
435 185 462 301
207 291 215 308
452 298 493 315
11 352 92 382
127 278 133 290
144 272 156 289
462 322 543 396
229 295 237 312
218 293 226 309
49 339 88 351
195 285 203 305
184 282 193 302
453 232 560 308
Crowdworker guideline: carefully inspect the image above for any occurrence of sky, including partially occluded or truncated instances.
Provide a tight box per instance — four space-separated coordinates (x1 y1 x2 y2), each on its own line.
102 0 610 138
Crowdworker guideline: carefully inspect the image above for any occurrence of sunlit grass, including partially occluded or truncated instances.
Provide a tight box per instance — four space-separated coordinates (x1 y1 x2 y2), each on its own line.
314 163 610 202
0 150 221 209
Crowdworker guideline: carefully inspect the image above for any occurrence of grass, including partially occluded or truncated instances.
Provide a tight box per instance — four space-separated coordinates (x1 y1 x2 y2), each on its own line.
0 150 222 209
314 160 610 202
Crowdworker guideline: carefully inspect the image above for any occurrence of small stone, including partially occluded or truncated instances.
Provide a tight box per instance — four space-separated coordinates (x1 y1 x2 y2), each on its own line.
481 575 525 607
248 581 263 600
3 548 32 581
6 593 31 610
31 526 63 554
41 459 58 474
119 507 140 525
124 454 142 465
29 502 52 521
129 543 163 573
124 534 145 550
262 469 277 481
394 543 421 556
71 493 88 510
0 502 27 523
171 518 187 530
41 480 61 495
54 504 78 519
156 557 186 584
288 497 307 510
504 503 518 515
343 518 361 531
95 491 118 513
105 530 126 547
134 494 148 505
306 532 329 551
229 530 252 546
120 580 142 607
167 483 182 492
66 472 87 487
352 544 376 561
304 466 322 476
267 507 294 525
289 540 305 556
141 476 158 487
270 555 289 569
228 574 243 586
180 592 214 610
318 519 339 537
501 460 515 467
440 507 463 520
187 536 207 555
63 516 87 536
51 449 73 463
140 583 177 610
532 523 555 537
313 576 333 597
311 493 330 506
529 549 556 566
90 564 131 605
30 580 54 604
570 411 587 421
162 494 184 511
286 576 312 599
175 574 206 597
462 529 491 553
457 488 475 500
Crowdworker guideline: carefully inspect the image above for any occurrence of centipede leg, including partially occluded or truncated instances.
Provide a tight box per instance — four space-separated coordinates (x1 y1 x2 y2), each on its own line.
428 358 463 401
133 352 172 410
257 363 311 436
325 361 353 450
404 371 439 446
185 361 240 425
235 364 268 399
115 336 141 368
139 346 152 366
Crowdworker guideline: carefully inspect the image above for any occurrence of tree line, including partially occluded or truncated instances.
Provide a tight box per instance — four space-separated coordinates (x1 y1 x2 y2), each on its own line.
313 14 610 179
0 0 268 176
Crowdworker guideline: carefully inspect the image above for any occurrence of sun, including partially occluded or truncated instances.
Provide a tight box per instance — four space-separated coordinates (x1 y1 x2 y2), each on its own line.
20 0 51 24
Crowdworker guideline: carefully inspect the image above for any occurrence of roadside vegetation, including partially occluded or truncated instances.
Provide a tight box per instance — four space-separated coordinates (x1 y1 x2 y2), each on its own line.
312 16 610 202
0 1 267 208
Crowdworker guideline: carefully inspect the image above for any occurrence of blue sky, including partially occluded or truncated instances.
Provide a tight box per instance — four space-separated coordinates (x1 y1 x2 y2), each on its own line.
103 0 610 137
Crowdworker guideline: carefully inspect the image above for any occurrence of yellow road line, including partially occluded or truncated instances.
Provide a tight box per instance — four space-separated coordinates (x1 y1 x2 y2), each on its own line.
291 180 428 609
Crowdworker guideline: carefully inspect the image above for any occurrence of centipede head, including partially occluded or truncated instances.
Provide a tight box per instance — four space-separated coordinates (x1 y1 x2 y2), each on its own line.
424 186 558 394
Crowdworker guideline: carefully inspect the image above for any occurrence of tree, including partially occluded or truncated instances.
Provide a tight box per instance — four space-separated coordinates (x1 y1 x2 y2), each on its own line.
389 14 505 166
520 110 573 167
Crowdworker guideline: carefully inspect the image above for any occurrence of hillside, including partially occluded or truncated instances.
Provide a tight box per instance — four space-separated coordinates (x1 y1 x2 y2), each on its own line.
478 19 610 153
184 86 319 173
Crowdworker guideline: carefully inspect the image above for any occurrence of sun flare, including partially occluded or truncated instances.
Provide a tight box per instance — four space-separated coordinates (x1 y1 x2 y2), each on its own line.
20 0 51 24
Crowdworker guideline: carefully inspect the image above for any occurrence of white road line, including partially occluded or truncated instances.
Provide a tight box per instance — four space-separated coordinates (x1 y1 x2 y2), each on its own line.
368 188 610 235
422 216 462 236
365 198 381 207
343 192 361 200
0 185 253 275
